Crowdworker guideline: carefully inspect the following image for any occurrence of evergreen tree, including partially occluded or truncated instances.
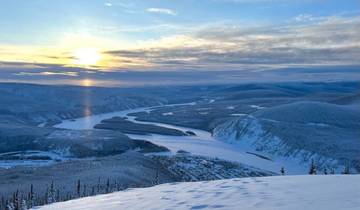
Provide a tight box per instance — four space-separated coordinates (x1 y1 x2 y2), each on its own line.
14 190 19 210
76 180 81 198
20 200 27 210
29 184 34 208
91 186 95 196
330 168 335 174
97 177 101 193
1 196 5 210
83 184 87 197
280 167 285 175
44 187 49 205
342 165 350 174
153 171 160 185
56 189 60 202
106 178 110 193
323 168 328 175
47 181 56 204
6 202 14 210
309 159 317 175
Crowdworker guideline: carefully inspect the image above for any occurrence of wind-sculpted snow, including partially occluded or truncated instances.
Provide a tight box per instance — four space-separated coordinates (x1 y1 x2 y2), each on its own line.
214 101 360 172
37 175 360 210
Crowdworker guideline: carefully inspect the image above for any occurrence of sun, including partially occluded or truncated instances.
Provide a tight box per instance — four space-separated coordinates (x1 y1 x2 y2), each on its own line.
81 79 93 87
73 48 101 66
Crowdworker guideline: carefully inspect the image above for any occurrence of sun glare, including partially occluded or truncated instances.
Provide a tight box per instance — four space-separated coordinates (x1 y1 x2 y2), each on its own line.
81 79 93 87
73 48 101 66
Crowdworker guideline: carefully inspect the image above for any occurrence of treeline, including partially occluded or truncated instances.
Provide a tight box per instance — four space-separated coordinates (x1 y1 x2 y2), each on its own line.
280 159 352 175
1 173 160 210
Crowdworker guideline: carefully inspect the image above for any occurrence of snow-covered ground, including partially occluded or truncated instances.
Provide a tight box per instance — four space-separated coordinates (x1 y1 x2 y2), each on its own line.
250 105 265 109
53 104 307 174
213 101 360 173
0 150 72 169
36 175 360 210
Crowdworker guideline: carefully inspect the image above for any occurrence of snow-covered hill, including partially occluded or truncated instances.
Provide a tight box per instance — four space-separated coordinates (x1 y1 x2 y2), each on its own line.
36 175 360 210
213 101 360 172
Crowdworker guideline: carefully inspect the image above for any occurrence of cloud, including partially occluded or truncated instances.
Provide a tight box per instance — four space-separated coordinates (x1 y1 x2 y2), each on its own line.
104 15 360 71
146 8 177 16
293 14 316 22
1 12 358 75
14 71 79 77
104 2 112 7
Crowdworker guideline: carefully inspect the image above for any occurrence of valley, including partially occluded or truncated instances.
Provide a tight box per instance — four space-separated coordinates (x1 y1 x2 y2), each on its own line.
0 81 359 209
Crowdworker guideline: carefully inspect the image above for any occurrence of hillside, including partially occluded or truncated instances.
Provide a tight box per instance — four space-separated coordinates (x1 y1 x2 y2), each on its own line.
214 101 360 172
36 175 360 210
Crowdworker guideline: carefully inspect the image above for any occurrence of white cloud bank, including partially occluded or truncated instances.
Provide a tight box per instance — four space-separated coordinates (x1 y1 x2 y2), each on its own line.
146 8 177 16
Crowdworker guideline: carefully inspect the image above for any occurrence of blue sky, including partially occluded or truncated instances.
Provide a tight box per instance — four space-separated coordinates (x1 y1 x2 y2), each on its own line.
1 0 359 44
0 0 359 86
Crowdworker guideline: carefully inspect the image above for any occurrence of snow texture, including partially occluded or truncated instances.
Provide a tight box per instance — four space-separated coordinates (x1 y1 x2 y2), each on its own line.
36 175 360 210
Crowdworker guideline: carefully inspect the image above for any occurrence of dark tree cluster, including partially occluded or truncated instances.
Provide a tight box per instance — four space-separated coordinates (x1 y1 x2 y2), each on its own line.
0 171 161 210
279 160 351 176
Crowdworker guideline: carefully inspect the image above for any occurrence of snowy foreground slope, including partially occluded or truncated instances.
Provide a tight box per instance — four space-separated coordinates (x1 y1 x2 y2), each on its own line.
36 175 360 210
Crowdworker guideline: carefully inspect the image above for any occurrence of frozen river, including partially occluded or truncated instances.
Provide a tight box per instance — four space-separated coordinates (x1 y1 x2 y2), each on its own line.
54 103 307 174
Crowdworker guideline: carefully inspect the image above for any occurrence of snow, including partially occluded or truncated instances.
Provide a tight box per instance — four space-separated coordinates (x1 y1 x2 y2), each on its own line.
36 175 360 210
198 112 208 115
306 122 330 127
0 150 71 169
53 108 144 130
197 108 211 111
250 105 265 109
230 113 247 117
38 122 46 127
54 102 196 130
214 101 360 172
0 160 55 169
53 104 307 174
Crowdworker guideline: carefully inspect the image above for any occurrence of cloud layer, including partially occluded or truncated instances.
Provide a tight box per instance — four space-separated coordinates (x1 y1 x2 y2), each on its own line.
104 15 360 71
0 2 359 87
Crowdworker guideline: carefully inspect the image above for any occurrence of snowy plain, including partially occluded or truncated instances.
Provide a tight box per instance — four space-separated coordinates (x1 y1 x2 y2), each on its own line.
36 175 360 210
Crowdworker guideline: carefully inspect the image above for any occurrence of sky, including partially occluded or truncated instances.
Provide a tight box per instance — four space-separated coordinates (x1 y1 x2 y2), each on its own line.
0 0 359 86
